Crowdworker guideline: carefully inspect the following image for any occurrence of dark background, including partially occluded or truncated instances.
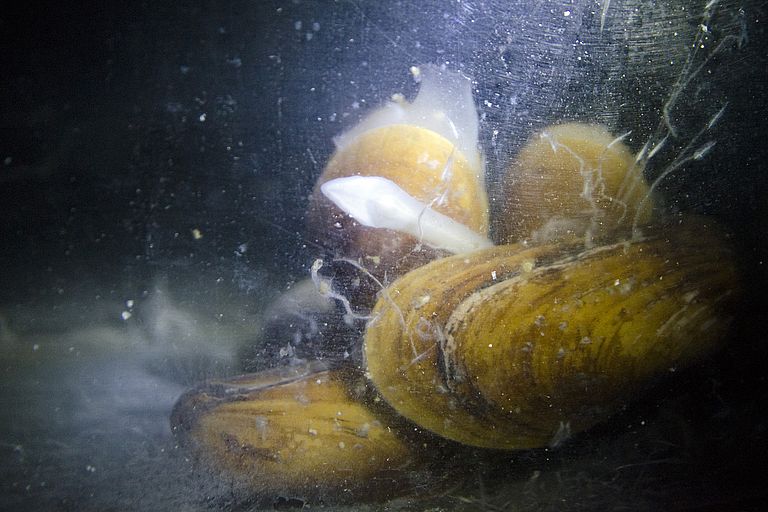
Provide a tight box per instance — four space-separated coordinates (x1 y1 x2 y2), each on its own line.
1 1 767 510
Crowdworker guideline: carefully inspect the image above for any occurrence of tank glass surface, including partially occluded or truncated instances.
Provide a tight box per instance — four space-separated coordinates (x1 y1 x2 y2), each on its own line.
1 1 767 510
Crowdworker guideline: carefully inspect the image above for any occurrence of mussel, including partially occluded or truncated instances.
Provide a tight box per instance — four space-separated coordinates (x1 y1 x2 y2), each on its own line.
364 216 740 449
498 122 652 245
171 68 742 502
171 361 445 500
306 65 491 284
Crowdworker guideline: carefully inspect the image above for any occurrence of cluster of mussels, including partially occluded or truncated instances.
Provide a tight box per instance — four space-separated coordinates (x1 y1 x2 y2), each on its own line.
170 67 741 502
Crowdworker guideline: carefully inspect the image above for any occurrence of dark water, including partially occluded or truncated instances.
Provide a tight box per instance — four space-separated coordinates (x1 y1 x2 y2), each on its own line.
2 1 767 510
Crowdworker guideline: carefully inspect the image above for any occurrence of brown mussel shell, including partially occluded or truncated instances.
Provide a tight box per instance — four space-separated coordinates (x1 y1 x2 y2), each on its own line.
170 361 454 501
306 124 489 283
498 123 652 244
364 217 740 449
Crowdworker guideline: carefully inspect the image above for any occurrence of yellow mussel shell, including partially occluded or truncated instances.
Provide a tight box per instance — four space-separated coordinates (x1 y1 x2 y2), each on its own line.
498 123 652 244
307 124 490 277
170 361 427 499
364 217 739 449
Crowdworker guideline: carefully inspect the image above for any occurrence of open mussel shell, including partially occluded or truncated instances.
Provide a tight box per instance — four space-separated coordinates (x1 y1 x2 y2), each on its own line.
364 216 740 449
306 67 490 291
307 124 490 277
170 361 450 501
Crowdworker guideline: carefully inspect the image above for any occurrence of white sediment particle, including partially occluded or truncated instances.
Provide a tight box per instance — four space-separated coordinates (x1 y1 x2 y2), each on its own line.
255 416 269 441
356 423 371 438
413 294 431 308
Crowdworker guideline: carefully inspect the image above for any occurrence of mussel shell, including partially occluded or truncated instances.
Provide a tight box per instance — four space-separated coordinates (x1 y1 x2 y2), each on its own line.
306 124 489 281
170 361 447 501
364 218 740 449
498 123 652 244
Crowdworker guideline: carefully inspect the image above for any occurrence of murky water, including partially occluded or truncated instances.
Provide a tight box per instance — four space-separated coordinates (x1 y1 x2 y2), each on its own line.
2 1 767 510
